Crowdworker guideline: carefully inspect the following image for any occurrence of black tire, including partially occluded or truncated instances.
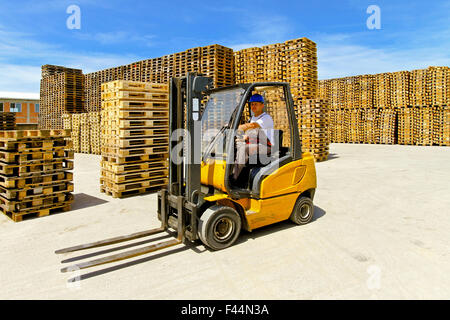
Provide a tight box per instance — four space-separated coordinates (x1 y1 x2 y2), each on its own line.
198 205 242 250
289 196 314 225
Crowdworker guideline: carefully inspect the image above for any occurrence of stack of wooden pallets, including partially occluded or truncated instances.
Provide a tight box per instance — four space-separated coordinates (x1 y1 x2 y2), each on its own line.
89 112 101 155
0 112 16 130
360 75 374 109
428 66 449 106
348 109 364 143
414 107 433 146
39 66 85 129
392 71 411 108
362 108 379 144
411 69 429 106
80 113 90 153
71 114 81 153
398 107 415 145
0 129 74 222
378 109 396 144
100 80 169 198
234 47 263 83
298 99 329 162
81 44 234 115
374 73 392 108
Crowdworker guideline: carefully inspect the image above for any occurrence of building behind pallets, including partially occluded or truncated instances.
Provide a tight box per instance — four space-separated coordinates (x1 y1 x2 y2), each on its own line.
100 80 169 198
0 129 74 222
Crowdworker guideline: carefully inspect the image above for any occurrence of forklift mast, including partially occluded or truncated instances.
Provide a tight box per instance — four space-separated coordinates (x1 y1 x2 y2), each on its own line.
161 73 213 242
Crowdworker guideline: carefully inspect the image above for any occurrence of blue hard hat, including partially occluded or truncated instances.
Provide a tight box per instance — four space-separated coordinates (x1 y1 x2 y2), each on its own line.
249 94 264 103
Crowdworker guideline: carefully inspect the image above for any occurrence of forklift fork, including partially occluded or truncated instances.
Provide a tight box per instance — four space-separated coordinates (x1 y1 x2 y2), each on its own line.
56 190 184 272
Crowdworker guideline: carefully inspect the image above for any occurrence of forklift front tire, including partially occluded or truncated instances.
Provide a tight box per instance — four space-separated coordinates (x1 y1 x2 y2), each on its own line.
290 196 314 225
198 205 241 250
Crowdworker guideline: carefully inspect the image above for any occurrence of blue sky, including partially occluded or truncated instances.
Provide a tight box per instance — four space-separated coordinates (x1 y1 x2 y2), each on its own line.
0 0 449 96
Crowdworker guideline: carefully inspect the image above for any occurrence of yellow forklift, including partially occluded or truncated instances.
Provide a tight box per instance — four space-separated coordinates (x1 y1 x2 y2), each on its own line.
56 73 317 272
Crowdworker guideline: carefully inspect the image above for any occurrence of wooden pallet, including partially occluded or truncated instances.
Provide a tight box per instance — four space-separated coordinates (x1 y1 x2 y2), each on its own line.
0 159 73 176
101 80 168 93
103 119 169 129
101 91 169 101
0 192 72 212
0 129 70 140
0 149 73 164
103 137 169 148
0 198 73 222
101 128 169 138
0 171 72 188
0 182 74 201
101 160 167 174
100 177 167 192
101 100 169 109
100 184 164 199
102 145 169 157
101 169 168 183
105 110 169 119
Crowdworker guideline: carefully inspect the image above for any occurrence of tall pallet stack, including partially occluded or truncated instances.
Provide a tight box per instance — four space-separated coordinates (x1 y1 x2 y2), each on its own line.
298 99 329 161
71 114 81 153
285 38 318 101
411 69 429 106
79 113 91 153
335 109 347 143
374 73 392 108
263 43 285 82
82 45 234 114
0 129 74 222
0 112 16 130
234 47 263 83
320 66 449 146
428 66 449 106
348 109 364 143
378 109 396 144
360 75 374 109
392 71 410 108
39 65 84 129
89 112 101 155
414 107 434 146
398 107 415 145
100 80 169 198
444 107 450 146
234 38 318 101
62 114 73 151
362 108 379 144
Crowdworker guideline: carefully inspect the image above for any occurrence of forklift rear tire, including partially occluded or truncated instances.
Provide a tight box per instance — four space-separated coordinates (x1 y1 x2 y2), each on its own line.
198 205 241 251
290 196 314 225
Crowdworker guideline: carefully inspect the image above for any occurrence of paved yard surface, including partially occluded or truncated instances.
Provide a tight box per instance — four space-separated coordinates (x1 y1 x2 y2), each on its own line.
0 144 449 299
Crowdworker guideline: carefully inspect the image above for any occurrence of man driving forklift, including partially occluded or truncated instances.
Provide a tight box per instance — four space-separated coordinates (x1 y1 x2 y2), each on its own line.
232 94 274 182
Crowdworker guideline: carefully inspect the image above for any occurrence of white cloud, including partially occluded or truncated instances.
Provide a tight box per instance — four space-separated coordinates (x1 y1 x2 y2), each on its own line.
315 32 450 79
76 31 156 46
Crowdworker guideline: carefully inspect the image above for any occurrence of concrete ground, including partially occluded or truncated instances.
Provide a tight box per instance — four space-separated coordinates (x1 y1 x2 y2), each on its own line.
0 144 449 299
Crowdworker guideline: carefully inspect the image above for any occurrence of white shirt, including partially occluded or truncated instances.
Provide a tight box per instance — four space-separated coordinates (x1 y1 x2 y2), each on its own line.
250 112 275 145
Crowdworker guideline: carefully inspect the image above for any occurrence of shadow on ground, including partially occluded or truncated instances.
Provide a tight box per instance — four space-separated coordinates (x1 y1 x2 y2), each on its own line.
71 193 108 211
65 206 326 282
234 205 326 246
326 153 339 161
